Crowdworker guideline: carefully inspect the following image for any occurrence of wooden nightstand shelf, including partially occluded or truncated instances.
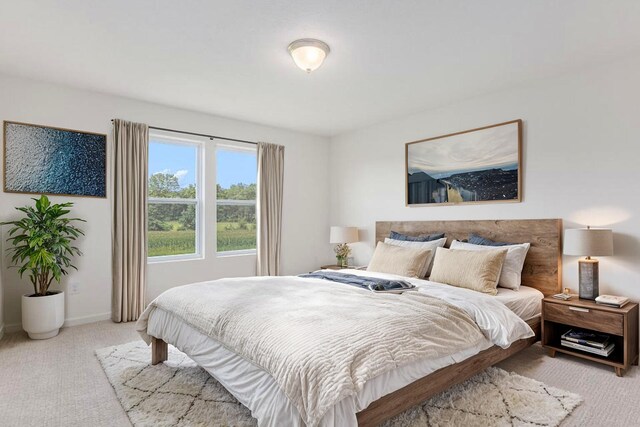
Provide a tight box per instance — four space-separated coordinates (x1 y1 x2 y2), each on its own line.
320 264 348 270
542 296 639 376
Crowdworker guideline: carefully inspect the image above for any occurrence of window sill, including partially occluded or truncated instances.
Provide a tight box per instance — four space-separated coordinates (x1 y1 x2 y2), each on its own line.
216 249 257 258
147 254 203 264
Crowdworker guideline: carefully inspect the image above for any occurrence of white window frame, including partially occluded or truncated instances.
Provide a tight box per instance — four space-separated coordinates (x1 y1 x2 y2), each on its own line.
147 131 205 263
215 142 257 257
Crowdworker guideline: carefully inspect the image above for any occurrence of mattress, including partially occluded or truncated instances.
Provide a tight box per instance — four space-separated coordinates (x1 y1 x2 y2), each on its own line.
495 285 544 320
142 270 535 427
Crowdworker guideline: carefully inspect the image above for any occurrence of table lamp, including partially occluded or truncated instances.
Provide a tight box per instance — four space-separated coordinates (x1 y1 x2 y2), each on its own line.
330 226 359 267
564 226 613 300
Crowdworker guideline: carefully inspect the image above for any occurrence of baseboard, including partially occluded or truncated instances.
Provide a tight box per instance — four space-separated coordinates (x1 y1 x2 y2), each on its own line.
3 312 113 334
5 322 22 333
63 312 112 328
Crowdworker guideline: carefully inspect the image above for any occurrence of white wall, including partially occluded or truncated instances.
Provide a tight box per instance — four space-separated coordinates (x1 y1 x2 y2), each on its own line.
0 74 330 330
329 55 640 303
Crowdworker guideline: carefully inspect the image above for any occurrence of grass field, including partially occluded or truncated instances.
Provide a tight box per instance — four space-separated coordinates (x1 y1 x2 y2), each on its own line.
148 230 196 257
216 222 256 252
148 222 256 257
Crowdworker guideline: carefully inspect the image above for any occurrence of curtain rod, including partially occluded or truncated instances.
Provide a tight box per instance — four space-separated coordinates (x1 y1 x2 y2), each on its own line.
110 119 258 146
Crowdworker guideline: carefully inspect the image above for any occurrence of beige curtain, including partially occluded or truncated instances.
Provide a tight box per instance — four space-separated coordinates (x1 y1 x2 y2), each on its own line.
256 142 285 276
112 119 149 322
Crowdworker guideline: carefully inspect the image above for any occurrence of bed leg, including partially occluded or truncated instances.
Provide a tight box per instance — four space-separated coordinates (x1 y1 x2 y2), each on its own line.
151 337 168 365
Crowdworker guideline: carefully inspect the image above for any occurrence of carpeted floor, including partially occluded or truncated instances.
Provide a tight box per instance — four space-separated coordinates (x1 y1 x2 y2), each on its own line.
0 320 638 426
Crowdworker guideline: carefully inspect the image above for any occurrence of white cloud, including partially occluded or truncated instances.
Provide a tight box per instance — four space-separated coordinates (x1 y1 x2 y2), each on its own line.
174 170 188 181
407 122 519 176
151 169 189 183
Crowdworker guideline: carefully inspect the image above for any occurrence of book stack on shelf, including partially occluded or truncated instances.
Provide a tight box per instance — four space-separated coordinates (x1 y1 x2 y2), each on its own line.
561 329 615 357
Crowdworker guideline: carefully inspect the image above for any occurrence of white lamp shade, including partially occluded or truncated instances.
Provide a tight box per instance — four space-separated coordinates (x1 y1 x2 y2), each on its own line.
330 226 359 244
288 39 330 73
564 228 613 256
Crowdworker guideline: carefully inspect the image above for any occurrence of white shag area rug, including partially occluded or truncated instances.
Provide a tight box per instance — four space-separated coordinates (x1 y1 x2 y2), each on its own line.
96 341 582 427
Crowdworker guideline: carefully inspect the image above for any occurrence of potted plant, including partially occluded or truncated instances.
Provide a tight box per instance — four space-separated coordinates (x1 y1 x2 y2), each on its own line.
334 243 351 267
2 195 85 339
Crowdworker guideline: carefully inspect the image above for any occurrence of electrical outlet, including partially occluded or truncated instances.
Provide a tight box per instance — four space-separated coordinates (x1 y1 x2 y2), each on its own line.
69 281 80 295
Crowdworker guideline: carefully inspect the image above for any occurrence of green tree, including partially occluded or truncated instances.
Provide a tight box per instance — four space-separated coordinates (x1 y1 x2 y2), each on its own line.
148 215 171 231
148 174 196 228
216 183 256 223
179 184 196 199
217 183 256 200
149 173 181 198
178 205 196 230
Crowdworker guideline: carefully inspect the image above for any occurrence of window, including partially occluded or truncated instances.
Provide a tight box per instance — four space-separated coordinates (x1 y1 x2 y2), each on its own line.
147 133 202 261
216 144 257 254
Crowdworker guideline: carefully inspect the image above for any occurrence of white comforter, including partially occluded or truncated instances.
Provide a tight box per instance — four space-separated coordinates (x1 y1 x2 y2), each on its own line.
353 269 536 348
137 269 534 426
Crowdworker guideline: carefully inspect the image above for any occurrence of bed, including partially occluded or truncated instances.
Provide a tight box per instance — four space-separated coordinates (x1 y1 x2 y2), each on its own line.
136 219 562 427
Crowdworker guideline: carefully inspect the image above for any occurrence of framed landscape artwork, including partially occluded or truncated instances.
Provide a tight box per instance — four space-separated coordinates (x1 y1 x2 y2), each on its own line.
405 119 522 206
3 121 107 198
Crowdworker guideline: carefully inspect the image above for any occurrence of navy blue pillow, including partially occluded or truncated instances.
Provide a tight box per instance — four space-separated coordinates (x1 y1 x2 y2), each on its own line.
389 231 445 242
468 233 514 246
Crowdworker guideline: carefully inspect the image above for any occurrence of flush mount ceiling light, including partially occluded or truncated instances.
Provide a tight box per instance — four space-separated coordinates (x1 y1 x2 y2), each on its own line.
287 39 330 73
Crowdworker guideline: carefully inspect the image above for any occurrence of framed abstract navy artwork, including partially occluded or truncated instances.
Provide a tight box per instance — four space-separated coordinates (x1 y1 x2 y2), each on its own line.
3 121 107 198
405 119 522 206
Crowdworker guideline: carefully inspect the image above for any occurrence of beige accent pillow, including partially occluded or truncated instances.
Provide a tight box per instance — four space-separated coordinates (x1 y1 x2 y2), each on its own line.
367 242 432 278
429 247 508 295
383 237 446 277
449 240 530 290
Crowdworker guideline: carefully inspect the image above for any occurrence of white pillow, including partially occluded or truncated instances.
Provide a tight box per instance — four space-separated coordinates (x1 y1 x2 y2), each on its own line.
449 240 530 290
384 237 447 277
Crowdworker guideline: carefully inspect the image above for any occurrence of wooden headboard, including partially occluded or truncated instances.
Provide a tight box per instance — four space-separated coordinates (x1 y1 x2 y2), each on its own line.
375 219 562 296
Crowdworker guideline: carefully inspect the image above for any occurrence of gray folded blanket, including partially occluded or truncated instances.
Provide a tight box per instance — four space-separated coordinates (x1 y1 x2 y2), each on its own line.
299 270 415 292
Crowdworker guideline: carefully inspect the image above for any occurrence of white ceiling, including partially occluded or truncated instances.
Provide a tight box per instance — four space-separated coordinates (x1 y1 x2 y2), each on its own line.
1 1 639 136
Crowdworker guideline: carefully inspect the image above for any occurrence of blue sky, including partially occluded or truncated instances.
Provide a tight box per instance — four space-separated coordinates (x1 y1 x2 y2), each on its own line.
149 141 256 188
216 149 257 187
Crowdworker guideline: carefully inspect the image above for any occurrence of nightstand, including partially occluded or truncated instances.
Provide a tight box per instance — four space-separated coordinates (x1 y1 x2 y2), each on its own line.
320 264 348 270
542 296 639 376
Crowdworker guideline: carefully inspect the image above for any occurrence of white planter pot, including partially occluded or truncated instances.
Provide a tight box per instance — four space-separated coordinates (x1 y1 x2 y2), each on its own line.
22 291 65 340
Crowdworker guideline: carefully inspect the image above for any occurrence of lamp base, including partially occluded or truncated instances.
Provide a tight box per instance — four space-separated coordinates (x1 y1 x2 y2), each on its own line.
578 258 599 300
